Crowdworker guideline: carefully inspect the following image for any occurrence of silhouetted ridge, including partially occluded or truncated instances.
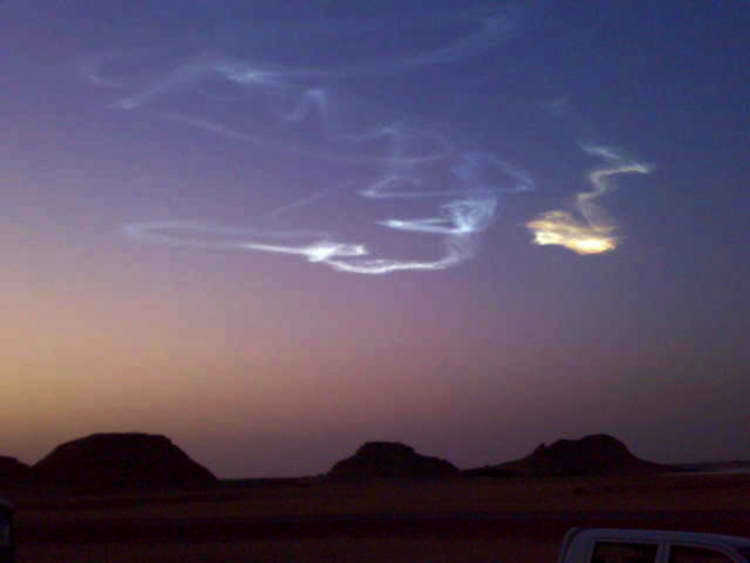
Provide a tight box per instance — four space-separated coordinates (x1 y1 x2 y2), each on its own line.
466 434 668 477
328 441 458 481
30 433 217 490
0 456 30 485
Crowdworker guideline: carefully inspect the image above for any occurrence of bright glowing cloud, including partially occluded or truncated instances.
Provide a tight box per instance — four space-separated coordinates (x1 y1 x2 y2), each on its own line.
526 146 652 255
525 210 617 255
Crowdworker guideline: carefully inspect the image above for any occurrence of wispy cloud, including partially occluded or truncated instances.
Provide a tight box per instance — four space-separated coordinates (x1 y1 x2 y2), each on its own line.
104 7 532 275
526 146 652 255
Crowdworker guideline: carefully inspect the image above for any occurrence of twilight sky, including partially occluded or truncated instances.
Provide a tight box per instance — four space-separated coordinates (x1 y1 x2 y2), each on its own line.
1 0 748 478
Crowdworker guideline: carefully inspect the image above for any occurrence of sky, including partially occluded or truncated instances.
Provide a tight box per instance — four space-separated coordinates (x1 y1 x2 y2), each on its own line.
1 0 748 478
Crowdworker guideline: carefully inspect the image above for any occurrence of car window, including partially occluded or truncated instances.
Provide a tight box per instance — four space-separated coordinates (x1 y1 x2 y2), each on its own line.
592 541 659 563
669 545 734 563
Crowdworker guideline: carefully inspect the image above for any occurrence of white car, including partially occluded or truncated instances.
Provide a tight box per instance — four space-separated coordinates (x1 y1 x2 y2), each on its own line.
558 528 750 563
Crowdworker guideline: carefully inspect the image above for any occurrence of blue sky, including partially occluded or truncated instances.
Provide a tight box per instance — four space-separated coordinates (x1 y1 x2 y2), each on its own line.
1 0 748 477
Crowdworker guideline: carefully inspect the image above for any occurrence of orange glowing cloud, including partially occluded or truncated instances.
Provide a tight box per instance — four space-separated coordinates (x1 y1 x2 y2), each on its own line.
526 146 651 255
526 210 617 255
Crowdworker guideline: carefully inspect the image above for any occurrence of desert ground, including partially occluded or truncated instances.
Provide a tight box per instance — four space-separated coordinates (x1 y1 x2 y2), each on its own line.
9 472 750 562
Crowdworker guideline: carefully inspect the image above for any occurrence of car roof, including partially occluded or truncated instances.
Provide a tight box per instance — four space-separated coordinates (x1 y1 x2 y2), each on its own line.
573 528 750 550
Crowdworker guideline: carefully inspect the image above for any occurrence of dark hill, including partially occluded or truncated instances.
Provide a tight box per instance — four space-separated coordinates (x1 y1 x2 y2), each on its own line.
0 456 30 485
328 442 458 481
466 434 669 477
30 433 217 490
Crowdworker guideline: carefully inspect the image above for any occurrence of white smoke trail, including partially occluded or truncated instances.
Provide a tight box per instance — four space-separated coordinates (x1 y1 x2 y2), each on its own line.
526 146 652 255
112 57 287 111
124 141 532 275
404 12 513 66
92 5 514 112
120 116 530 275
79 52 125 88
164 110 453 167
162 113 253 142
97 6 535 274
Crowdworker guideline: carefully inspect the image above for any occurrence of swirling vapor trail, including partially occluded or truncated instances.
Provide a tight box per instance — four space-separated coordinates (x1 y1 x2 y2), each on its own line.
526 146 652 255
106 7 532 274
88 5 650 272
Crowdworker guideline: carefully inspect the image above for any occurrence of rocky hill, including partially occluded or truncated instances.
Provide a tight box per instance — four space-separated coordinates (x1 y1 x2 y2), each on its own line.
465 434 669 477
30 433 217 490
328 442 458 481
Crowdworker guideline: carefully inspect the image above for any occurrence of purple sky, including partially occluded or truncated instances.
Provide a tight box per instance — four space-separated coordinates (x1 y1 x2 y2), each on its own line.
1 0 748 477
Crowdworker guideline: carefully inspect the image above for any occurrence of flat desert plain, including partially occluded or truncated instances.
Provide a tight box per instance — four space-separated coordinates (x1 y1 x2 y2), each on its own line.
10 473 750 562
